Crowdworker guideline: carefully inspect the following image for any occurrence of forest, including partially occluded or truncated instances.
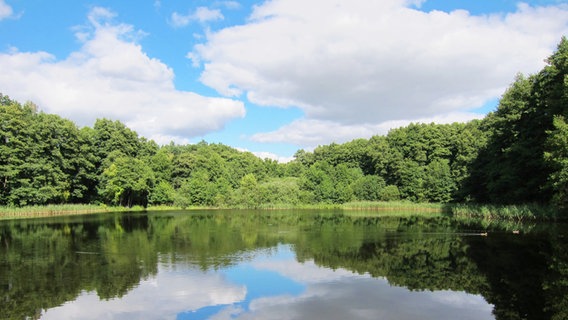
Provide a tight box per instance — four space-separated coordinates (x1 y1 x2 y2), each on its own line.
1 38 567 211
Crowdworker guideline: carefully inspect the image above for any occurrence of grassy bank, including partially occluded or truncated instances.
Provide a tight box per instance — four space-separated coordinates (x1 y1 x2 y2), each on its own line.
447 203 560 221
254 200 444 211
0 204 145 220
0 201 562 221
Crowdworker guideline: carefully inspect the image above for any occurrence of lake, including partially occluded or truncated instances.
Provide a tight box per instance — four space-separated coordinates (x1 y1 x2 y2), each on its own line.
1 210 567 319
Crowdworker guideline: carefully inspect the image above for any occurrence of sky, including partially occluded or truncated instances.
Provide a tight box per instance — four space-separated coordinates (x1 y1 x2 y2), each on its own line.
1 0 567 162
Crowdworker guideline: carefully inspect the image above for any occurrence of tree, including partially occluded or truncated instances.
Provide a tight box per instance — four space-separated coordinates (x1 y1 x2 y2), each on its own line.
98 154 155 207
149 180 175 205
545 116 568 208
232 174 261 208
259 178 302 205
0 96 32 205
466 38 568 205
352 175 386 201
92 118 143 177
423 159 456 203
392 159 425 202
380 185 401 201
300 161 335 203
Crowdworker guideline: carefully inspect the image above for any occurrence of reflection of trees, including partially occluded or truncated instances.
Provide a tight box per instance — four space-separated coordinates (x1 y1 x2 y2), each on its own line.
294 216 568 320
0 215 158 319
0 211 287 319
293 215 488 294
1 211 567 320
462 224 568 320
147 211 285 270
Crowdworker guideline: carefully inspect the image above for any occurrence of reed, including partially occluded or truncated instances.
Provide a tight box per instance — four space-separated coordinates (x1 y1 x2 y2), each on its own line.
1 202 562 222
340 200 444 211
0 204 146 220
447 203 560 221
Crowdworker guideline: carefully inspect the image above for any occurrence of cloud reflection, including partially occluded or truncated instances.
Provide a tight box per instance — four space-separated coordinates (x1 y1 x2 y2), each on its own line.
40 263 246 320
225 245 494 320
39 245 494 320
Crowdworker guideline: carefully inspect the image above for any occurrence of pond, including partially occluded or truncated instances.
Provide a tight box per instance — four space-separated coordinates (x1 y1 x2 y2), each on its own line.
0 210 567 320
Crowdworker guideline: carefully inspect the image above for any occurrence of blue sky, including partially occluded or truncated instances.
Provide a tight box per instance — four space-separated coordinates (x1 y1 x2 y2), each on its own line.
1 0 567 161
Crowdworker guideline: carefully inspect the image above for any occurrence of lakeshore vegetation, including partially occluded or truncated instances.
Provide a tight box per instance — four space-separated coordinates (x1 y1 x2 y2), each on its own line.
1 38 568 218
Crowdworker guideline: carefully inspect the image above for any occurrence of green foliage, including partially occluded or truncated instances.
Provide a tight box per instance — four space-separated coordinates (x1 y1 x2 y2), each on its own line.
299 161 359 204
448 203 558 221
545 116 568 208
0 96 97 206
259 177 302 205
92 118 142 159
231 173 262 208
149 180 175 205
380 185 401 201
98 155 155 207
423 159 456 203
1 38 568 214
467 37 568 205
352 175 385 201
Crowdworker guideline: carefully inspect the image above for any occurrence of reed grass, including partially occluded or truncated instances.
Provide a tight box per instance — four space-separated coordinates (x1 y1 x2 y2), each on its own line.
254 201 443 211
1 201 562 222
340 200 444 211
0 204 145 220
447 203 560 221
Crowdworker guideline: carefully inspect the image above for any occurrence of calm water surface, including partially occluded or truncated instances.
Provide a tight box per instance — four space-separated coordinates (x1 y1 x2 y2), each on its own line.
1 210 567 319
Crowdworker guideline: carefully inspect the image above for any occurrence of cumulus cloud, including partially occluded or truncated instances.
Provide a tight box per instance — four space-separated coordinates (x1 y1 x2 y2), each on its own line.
0 7 245 144
191 0 568 147
251 151 294 163
236 147 295 163
219 1 241 10
251 112 484 148
171 7 224 27
0 0 13 20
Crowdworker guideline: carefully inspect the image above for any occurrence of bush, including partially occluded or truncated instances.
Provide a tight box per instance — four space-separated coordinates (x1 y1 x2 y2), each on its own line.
380 185 400 201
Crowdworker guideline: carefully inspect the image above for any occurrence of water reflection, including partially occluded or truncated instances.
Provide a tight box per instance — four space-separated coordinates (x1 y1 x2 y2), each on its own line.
1 211 567 319
40 245 493 320
41 261 247 320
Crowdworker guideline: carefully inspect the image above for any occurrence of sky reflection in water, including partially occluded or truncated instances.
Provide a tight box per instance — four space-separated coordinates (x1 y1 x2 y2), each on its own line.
40 245 493 320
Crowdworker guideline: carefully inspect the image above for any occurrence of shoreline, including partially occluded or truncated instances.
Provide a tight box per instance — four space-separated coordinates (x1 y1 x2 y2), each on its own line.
0 201 560 221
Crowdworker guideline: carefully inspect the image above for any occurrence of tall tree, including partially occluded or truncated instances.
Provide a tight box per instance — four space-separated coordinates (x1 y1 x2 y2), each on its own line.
467 38 568 204
545 116 568 208
98 153 155 207
0 96 33 205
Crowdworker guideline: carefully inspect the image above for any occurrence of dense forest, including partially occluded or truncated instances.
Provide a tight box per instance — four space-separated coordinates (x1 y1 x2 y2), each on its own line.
1 38 567 210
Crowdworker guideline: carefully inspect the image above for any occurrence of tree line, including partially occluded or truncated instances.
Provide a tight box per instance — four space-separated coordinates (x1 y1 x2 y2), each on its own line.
1 37 567 210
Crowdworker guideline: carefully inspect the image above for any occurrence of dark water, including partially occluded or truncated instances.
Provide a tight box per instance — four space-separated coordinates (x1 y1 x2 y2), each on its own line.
0 210 567 320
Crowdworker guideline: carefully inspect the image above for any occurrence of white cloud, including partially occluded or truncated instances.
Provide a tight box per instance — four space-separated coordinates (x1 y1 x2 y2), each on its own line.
219 1 241 10
191 0 568 147
251 151 294 163
251 112 484 149
171 7 224 27
0 7 245 144
0 0 13 20
235 147 294 163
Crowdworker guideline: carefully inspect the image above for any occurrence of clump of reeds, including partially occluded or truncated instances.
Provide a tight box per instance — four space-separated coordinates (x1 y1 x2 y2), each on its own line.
340 201 444 211
0 204 148 220
448 203 559 221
